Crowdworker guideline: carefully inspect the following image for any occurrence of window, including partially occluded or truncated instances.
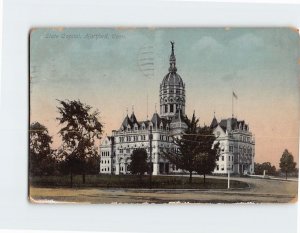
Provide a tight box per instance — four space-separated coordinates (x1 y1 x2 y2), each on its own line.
229 146 233 152
217 165 219 170
222 156 224 161
170 104 174 113
164 105 168 113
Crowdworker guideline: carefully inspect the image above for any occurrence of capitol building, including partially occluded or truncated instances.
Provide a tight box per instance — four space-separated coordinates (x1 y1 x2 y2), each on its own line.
100 42 255 176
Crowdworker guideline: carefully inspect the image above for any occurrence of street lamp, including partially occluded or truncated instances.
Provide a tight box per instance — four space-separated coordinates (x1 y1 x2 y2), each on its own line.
149 127 153 189
227 165 231 189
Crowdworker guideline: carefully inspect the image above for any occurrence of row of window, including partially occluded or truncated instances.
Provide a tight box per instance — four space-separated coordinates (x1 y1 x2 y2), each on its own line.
216 165 233 171
101 167 110 172
119 135 147 142
217 155 234 162
101 151 110 157
124 125 156 132
101 160 110 164
163 104 183 114
159 135 172 142
162 89 183 94
228 145 252 153
239 135 251 142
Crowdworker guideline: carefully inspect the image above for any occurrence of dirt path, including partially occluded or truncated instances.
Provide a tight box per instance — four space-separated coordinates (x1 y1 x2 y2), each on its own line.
29 176 298 204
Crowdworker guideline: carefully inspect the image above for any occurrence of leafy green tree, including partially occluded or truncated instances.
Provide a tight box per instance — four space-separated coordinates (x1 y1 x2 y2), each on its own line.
128 148 148 176
254 162 277 176
29 122 55 176
56 99 103 187
163 112 217 183
279 149 296 180
193 126 219 184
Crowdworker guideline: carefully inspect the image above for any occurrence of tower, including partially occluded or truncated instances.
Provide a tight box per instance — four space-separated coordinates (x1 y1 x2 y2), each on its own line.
160 41 186 120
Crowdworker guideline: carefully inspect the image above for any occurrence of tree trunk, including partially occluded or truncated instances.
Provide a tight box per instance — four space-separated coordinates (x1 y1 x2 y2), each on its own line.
286 171 287 180
189 171 192 184
70 169 73 188
203 173 206 184
82 173 86 184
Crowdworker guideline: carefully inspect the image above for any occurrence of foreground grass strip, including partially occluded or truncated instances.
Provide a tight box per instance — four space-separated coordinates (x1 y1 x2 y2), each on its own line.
30 175 249 189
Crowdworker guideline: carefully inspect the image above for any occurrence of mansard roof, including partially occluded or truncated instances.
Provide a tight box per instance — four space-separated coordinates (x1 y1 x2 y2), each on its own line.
210 116 218 129
130 112 138 125
151 112 161 126
120 111 173 131
170 108 186 124
151 113 170 129
121 115 133 129
218 118 248 132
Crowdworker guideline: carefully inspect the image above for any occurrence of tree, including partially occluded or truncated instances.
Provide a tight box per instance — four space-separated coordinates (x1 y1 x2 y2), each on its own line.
254 162 277 176
29 122 55 176
56 99 103 187
279 149 296 180
163 112 218 183
128 148 148 176
193 127 219 184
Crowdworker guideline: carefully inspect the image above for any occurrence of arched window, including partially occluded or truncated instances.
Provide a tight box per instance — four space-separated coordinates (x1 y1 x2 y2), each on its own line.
164 105 168 113
170 104 174 113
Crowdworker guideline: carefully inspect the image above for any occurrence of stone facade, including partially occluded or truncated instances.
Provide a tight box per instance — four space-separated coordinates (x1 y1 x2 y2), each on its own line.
210 117 255 175
100 42 187 175
100 42 255 176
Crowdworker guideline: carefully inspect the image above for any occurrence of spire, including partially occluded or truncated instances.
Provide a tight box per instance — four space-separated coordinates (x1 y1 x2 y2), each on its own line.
210 112 218 129
169 41 177 73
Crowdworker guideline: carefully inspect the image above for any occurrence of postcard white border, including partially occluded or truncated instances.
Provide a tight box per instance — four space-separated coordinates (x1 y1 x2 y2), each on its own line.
0 0 299 233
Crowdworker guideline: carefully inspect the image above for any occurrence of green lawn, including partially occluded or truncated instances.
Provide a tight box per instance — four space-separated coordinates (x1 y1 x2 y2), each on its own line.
30 174 249 189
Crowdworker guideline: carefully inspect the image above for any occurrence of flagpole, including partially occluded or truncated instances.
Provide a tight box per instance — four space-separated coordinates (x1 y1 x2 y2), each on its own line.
232 91 234 118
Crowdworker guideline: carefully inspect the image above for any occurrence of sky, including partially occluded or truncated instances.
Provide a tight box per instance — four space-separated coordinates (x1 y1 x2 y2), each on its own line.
30 28 300 168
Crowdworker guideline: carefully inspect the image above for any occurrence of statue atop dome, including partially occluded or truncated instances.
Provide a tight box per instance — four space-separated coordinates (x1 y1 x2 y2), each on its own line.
160 41 186 119
169 41 177 73
170 41 175 54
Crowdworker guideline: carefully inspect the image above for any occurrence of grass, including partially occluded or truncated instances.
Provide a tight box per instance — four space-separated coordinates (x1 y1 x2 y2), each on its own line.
30 174 249 189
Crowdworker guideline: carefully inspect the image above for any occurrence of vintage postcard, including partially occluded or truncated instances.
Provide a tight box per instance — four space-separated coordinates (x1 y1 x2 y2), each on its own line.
29 28 299 204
